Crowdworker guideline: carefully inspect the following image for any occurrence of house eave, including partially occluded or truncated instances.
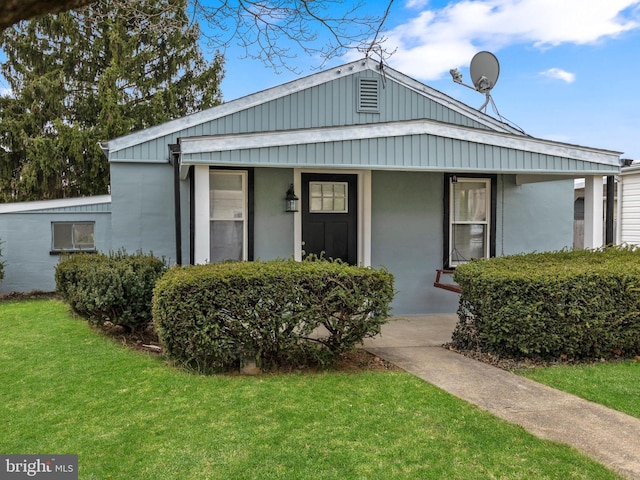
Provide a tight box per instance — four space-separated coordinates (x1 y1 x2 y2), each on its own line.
179 119 621 168
620 163 640 175
379 66 523 136
179 161 619 177
0 195 112 214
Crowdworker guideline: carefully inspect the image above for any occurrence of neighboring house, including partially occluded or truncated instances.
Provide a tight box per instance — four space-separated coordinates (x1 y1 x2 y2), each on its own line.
618 162 640 246
574 160 639 249
0 58 623 313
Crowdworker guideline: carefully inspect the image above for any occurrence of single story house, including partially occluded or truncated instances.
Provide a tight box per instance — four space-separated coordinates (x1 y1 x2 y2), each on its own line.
0 58 623 313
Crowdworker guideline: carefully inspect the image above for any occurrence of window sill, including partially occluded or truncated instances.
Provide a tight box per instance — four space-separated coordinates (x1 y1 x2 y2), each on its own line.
50 250 97 256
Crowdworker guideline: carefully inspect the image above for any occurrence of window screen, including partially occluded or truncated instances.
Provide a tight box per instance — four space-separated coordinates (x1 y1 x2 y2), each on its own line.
52 222 95 251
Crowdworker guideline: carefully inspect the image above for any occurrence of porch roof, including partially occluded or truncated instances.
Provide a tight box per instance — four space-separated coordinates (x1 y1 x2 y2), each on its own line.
178 119 621 178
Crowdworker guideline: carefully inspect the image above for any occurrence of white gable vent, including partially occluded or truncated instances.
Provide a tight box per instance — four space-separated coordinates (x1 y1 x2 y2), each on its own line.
357 77 380 113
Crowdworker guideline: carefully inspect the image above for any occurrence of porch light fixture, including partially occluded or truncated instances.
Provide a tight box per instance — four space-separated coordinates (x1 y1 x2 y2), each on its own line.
285 184 299 212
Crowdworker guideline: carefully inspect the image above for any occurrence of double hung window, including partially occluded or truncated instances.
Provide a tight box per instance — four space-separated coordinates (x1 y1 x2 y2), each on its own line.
446 176 494 267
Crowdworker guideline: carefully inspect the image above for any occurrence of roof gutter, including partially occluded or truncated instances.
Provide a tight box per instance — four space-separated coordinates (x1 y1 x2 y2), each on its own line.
99 141 109 159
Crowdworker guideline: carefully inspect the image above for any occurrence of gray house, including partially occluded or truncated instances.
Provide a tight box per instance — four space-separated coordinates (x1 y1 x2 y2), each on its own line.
0 58 622 313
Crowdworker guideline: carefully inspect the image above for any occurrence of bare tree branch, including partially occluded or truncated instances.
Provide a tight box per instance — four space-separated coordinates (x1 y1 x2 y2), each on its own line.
1 0 395 71
361 0 396 61
0 0 97 30
188 0 385 72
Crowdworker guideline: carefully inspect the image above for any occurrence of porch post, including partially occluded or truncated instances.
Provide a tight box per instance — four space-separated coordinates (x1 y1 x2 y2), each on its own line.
293 169 302 261
605 176 615 245
583 175 603 249
193 165 210 263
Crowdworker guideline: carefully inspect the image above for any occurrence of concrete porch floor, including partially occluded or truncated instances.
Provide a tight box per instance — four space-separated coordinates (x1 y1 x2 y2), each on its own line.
362 314 640 480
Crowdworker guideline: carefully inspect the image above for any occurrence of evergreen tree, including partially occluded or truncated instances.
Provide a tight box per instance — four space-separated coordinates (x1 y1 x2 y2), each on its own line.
0 0 224 201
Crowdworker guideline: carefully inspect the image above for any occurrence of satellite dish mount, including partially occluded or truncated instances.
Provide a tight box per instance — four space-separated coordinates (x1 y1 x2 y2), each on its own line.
449 51 500 112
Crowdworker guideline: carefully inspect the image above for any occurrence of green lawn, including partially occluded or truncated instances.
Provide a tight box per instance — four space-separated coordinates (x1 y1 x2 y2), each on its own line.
518 360 640 419
0 299 622 479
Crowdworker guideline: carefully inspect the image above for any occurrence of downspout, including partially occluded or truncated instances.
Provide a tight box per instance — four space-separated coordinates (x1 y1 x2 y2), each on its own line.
189 166 195 265
168 144 182 265
605 176 615 245
99 141 111 194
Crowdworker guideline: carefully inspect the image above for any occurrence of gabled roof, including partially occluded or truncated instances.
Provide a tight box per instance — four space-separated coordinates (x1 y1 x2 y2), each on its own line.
104 58 523 155
104 57 622 178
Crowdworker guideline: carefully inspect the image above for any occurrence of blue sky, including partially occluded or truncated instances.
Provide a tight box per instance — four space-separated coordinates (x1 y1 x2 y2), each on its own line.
218 0 640 160
1 0 638 160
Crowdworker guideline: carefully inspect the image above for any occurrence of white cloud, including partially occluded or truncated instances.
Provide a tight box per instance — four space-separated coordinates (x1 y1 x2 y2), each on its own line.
540 68 576 83
382 0 640 79
405 0 430 9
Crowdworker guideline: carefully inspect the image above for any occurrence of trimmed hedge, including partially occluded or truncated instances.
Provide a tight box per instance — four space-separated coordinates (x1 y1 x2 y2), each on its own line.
452 248 640 360
152 259 395 372
55 250 167 330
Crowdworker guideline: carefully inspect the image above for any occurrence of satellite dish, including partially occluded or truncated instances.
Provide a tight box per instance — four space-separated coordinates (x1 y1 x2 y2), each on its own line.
449 51 501 112
469 51 500 94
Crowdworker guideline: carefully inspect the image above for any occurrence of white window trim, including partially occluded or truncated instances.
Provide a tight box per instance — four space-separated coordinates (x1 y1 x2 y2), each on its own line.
448 177 491 267
209 170 248 262
194 165 210 264
194 166 249 264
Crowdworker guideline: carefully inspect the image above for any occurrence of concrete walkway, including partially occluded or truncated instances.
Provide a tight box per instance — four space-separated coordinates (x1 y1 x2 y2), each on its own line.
362 315 640 480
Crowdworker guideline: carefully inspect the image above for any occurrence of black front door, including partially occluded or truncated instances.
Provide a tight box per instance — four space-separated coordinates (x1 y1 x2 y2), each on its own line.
302 173 357 265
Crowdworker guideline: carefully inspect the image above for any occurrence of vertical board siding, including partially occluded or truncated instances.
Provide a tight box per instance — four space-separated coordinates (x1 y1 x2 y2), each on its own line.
111 70 491 162
181 135 609 174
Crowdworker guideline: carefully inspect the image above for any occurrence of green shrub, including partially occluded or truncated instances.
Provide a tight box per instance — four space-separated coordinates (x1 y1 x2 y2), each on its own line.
451 247 640 360
152 259 395 372
55 250 167 330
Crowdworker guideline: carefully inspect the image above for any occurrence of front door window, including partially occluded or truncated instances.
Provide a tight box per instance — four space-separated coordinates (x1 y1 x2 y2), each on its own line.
309 182 348 213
